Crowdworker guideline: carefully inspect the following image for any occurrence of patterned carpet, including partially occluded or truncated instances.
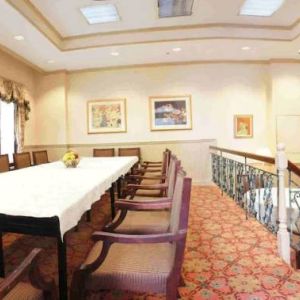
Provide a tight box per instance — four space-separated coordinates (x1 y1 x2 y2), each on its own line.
3 186 300 299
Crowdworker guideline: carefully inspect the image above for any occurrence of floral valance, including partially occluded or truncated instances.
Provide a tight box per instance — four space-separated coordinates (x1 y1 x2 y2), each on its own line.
0 78 31 120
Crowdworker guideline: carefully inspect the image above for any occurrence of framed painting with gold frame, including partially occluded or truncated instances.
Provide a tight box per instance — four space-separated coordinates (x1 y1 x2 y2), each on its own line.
149 95 192 131
87 99 127 134
234 115 253 138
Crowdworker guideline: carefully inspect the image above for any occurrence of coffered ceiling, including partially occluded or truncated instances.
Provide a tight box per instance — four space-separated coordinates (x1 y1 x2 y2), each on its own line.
1 0 300 72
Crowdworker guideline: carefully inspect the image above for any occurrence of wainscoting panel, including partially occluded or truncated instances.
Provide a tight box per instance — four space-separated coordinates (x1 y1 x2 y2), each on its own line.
24 139 216 185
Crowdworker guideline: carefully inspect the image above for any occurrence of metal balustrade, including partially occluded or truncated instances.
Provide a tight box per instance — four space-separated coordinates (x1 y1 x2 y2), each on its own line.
210 145 300 267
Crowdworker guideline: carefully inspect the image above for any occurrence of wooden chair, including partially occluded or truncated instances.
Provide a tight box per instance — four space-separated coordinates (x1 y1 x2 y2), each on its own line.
13 152 31 170
70 169 192 300
32 150 49 165
118 147 141 166
105 162 182 235
93 148 115 157
126 154 179 199
0 154 10 173
0 248 57 299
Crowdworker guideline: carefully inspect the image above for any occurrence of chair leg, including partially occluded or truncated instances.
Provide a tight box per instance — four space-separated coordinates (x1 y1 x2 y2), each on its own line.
179 275 186 286
166 285 178 300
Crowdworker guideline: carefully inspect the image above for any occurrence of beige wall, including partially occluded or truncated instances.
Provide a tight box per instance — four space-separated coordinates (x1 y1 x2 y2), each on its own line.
269 64 300 161
27 63 272 183
67 64 269 153
3 46 300 182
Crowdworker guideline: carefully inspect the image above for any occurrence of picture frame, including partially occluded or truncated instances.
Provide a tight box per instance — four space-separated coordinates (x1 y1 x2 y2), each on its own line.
149 95 192 131
234 115 253 138
87 99 127 134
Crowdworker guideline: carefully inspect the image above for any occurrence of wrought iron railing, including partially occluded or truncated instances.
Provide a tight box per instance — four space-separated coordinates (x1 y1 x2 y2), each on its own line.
210 146 300 253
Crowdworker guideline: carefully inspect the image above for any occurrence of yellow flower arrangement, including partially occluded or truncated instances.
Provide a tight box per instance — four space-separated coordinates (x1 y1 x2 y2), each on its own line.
62 150 80 168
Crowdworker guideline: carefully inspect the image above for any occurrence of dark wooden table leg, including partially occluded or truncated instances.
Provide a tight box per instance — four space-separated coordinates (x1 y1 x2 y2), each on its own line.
117 177 122 198
0 232 4 277
86 210 91 222
57 236 68 300
110 183 116 220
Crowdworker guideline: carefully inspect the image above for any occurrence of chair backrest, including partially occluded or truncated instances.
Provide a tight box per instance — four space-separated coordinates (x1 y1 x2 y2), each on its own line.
32 150 49 165
0 154 10 173
166 155 181 198
161 150 171 176
93 148 115 157
118 147 141 162
13 152 31 169
169 168 192 234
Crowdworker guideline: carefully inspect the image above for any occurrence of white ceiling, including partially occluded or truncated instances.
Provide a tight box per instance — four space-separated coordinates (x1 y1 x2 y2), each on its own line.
0 0 300 72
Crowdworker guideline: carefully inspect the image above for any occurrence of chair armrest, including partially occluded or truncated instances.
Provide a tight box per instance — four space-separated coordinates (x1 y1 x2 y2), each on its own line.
128 174 165 180
116 197 171 204
135 168 162 174
92 231 186 244
115 199 171 210
143 161 162 164
0 249 56 299
127 183 168 190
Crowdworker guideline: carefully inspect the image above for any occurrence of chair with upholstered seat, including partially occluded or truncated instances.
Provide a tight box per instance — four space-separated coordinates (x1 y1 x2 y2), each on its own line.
32 150 49 165
70 169 192 300
104 161 181 235
93 148 115 157
126 154 179 199
13 152 31 170
0 154 10 173
0 248 57 299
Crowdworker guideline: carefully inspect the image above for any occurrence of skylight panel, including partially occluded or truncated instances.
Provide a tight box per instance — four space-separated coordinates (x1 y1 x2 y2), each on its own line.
158 0 194 18
240 0 285 17
80 4 120 24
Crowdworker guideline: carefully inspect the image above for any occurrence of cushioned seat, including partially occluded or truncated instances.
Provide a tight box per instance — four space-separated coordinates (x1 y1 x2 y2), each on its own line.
135 189 162 197
84 241 175 293
0 279 43 300
113 210 169 234
0 248 56 300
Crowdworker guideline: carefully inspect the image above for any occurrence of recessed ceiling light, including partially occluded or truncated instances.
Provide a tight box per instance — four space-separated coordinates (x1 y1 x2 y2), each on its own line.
47 60 55 64
240 0 285 17
14 35 24 41
80 4 120 24
241 46 251 50
172 47 182 52
110 52 119 56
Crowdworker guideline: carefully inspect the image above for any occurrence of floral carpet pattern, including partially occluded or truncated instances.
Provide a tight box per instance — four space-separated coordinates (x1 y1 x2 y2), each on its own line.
3 186 300 299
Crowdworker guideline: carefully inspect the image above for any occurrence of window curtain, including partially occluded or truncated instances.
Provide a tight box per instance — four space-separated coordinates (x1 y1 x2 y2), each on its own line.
0 78 31 152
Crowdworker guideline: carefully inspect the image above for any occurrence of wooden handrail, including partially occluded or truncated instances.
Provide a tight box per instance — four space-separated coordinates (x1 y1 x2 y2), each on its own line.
210 145 300 179
209 146 275 164
288 161 300 178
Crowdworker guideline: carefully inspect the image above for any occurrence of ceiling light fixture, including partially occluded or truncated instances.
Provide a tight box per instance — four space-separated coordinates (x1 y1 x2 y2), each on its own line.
111 51 119 56
158 0 194 18
172 47 182 52
14 35 24 41
240 0 285 17
80 4 120 24
241 46 251 50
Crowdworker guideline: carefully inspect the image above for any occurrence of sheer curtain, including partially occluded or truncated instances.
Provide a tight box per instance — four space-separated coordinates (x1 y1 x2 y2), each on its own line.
0 101 15 161
0 78 30 153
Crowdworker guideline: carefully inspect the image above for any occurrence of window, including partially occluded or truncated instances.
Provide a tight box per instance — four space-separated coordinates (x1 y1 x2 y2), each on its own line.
0 101 15 161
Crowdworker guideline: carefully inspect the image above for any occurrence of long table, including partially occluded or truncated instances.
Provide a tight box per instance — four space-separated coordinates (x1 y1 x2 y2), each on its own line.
0 156 138 300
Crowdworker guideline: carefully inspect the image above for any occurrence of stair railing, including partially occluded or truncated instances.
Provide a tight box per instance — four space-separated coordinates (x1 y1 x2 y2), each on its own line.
210 144 300 266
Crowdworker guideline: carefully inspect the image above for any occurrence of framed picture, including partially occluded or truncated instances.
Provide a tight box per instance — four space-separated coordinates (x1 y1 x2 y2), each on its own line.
234 115 253 138
149 95 192 131
87 99 127 134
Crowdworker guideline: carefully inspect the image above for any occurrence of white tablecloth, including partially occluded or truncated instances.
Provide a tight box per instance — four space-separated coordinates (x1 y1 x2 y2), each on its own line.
0 156 138 236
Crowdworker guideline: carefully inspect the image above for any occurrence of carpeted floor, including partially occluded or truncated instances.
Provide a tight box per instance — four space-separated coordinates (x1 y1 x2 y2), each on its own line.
3 186 300 299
